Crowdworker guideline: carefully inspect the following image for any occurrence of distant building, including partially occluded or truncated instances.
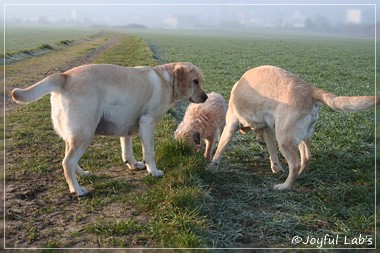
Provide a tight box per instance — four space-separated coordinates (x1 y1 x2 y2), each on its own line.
163 16 178 29
346 9 362 24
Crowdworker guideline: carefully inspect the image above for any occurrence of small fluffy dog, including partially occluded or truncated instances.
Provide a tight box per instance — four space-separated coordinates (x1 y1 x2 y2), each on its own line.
174 92 227 161
11 62 208 196
209 65 379 190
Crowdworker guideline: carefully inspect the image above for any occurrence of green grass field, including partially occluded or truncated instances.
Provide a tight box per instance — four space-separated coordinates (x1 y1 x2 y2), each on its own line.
135 29 376 248
5 28 376 248
2 26 99 57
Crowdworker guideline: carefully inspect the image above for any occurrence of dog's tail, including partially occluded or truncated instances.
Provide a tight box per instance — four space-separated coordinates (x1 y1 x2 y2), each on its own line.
312 88 380 112
11 73 66 104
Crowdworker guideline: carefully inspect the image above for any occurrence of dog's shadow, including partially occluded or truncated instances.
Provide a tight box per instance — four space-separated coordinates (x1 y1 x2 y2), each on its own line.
75 167 146 199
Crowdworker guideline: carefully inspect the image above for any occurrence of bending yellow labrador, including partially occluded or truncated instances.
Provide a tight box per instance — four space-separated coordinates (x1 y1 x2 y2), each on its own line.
209 65 379 190
12 62 208 196
174 92 227 161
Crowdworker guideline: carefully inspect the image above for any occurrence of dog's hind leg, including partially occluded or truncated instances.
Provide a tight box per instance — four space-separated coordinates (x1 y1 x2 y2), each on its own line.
63 138 91 196
274 135 300 190
298 139 311 177
262 128 283 173
120 136 146 170
209 110 240 171
218 122 225 139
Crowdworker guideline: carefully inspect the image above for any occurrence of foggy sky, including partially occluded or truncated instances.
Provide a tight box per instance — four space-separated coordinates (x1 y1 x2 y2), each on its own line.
2 0 377 28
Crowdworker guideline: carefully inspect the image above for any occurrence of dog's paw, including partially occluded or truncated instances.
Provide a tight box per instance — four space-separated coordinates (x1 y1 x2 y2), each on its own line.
72 186 89 196
297 168 308 178
271 164 284 174
127 162 146 170
149 169 164 177
135 162 146 170
207 162 219 172
76 166 91 176
273 183 291 191
297 171 307 178
81 171 92 176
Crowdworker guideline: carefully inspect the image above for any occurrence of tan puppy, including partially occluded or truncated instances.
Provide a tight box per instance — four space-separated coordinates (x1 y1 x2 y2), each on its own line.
174 92 227 161
12 62 208 196
209 65 379 190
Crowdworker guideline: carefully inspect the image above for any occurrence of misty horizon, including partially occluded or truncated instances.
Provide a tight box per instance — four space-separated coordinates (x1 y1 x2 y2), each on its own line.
3 3 377 37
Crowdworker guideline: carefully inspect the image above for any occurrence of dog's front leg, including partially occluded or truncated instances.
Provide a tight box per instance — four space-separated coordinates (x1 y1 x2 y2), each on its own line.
204 136 216 162
262 128 283 173
209 111 240 172
120 136 146 170
298 139 311 178
139 115 164 177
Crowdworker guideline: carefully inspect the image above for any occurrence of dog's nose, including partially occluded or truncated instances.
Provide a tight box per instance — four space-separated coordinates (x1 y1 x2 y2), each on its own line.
190 92 208 103
201 92 208 102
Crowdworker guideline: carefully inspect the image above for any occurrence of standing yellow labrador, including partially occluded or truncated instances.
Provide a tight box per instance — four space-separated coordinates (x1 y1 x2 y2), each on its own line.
11 62 208 196
209 65 379 190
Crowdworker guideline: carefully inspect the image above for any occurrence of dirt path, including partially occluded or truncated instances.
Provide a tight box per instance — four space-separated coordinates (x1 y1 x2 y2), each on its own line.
3 33 154 248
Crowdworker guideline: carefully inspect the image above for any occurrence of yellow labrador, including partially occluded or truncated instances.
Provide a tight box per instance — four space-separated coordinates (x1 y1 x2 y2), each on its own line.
209 65 379 190
174 92 227 161
11 62 208 196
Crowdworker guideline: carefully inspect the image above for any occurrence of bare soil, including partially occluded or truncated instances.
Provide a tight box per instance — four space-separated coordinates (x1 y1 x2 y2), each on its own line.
5 167 150 248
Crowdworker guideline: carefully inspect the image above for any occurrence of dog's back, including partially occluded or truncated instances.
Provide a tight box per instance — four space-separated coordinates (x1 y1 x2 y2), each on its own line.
232 65 379 117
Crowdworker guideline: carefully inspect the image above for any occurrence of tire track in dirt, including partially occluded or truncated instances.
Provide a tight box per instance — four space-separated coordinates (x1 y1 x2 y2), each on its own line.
58 34 118 71
3 33 118 113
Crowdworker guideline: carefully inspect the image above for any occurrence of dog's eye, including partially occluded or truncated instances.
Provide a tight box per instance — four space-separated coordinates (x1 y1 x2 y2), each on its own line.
193 79 199 85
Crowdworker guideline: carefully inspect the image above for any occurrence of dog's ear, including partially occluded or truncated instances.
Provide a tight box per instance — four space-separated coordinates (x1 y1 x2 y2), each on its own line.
172 63 190 102
174 63 187 83
192 132 201 145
